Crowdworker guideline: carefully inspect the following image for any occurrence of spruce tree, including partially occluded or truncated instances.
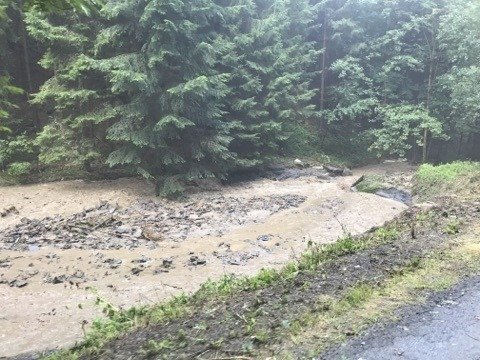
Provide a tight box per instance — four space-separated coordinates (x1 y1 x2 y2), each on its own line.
0 0 23 134
215 0 285 169
265 0 319 148
27 8 113 171
98 0 235 196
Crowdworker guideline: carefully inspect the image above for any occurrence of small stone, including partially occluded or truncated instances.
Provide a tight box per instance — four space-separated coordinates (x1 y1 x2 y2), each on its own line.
116 225 131 234
189 256 207 266
10 279 28 288
257 234 271 242
72 270 85 279
132 255 151 264
345 328 355 336
27 269 39 277
162 258 174 268
52 275 66 284
131 266 144 275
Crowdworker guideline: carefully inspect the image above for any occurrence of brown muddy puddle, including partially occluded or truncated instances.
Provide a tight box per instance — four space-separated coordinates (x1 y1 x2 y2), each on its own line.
0 170 408 357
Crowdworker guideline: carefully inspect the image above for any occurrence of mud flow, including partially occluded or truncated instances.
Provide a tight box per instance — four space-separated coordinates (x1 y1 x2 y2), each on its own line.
0 164 411 358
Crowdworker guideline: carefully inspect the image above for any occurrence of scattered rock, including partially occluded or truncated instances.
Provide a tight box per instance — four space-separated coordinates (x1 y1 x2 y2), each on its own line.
1 206 19 218
28 245 40 252
265 167 329 181
345 328 356 336
131 266 144 275
9 279 28 288
324 165 352 177
116 225 132 234
104 258 122 269
43 274 67 284
132 255 151 264
375 188 412 205
294 159 308 168
215 250 261 266
0 258 12 268
189 256 207 266
0 194 306 251
257 234 271 242
162 258 174 269
142 226 165 242
26 269 39 277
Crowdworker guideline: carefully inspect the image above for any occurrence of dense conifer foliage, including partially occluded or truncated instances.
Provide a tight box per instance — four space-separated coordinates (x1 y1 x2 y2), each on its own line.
1 0 479 194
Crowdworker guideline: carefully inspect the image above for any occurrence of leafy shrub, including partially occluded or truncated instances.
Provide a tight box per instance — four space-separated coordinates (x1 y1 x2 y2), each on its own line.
7 162 32 177
0 135 36 170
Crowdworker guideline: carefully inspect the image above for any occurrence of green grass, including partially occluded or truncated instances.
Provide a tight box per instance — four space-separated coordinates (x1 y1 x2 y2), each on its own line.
415 161 480 199
417 161 480 183
355 174 385 194
273 226 480 359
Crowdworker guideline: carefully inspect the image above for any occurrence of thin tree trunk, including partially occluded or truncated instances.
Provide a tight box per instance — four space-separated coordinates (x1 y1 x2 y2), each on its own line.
412 137 417 163
18 3 40 130
320 11 328 112
423 46 435 164
20 19 33 96
422 128 428 163
423 10 439 164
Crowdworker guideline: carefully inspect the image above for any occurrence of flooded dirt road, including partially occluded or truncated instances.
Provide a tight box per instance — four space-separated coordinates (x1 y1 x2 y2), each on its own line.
0 165 411 358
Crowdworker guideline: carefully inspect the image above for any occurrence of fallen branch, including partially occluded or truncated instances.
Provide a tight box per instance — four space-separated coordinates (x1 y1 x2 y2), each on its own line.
351 174 365 188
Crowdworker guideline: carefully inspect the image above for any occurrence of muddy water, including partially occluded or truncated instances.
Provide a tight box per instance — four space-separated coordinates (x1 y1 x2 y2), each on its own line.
0 173 407 357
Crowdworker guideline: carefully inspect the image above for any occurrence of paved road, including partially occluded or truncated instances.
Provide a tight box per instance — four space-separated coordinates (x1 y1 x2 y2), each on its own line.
322 277 480 360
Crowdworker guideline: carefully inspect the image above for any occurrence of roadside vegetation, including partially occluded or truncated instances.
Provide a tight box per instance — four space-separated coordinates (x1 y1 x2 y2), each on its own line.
415 161 480 199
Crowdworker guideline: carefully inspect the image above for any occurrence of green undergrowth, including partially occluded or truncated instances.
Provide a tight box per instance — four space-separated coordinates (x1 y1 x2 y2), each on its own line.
43 223 402 360
414 161 480 199
355 174 386 193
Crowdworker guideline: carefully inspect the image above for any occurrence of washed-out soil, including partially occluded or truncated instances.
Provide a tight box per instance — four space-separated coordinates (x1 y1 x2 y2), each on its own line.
85 200 480 360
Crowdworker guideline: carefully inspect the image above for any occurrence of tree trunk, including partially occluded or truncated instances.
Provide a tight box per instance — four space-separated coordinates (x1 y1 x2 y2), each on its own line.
412 137 417 163
18 3 41 130
423 9 441 163
422 128 428 163
320 11 328 112
457 134 463 158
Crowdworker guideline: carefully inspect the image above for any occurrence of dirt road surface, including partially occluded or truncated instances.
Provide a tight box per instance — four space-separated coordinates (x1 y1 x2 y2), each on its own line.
0 164 411 358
